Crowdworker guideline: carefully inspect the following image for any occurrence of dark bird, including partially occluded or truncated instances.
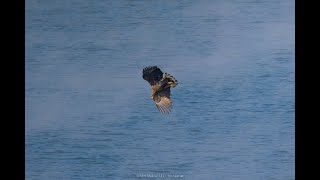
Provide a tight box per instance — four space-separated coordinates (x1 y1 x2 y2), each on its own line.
142 66 178 114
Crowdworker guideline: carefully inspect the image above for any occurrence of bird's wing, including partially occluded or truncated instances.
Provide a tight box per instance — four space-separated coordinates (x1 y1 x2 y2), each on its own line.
153 88 172 114
142 66 163 86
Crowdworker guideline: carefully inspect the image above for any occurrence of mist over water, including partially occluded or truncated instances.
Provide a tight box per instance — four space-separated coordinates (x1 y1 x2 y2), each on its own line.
26 0 294 179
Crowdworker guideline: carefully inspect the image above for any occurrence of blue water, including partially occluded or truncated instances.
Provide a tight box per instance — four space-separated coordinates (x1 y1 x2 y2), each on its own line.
26 0 294 179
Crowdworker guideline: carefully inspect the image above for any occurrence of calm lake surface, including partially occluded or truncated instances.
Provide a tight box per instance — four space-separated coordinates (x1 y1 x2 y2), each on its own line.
26 0 294 179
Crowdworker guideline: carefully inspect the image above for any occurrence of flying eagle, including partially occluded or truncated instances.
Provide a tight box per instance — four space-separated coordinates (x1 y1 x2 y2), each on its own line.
142 66 178 114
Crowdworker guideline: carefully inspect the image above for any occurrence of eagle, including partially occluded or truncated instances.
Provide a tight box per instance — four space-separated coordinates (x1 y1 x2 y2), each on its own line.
142 66 178 114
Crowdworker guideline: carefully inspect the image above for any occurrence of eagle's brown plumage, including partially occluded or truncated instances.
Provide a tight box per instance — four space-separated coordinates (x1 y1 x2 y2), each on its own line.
142 66 178 114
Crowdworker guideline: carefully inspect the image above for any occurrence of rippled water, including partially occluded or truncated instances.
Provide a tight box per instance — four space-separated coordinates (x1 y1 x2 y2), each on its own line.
26 0 294 179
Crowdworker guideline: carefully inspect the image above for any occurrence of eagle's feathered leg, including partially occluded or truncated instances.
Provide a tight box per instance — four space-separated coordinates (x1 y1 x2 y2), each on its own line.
163 73 178 88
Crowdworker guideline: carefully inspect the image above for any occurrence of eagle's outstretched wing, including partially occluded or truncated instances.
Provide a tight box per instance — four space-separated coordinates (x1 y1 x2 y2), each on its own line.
153 88 172 114
142 66 163 85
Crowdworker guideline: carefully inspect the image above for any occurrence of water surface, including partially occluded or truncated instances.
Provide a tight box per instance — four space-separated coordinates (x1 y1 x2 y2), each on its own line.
26 0 294 179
